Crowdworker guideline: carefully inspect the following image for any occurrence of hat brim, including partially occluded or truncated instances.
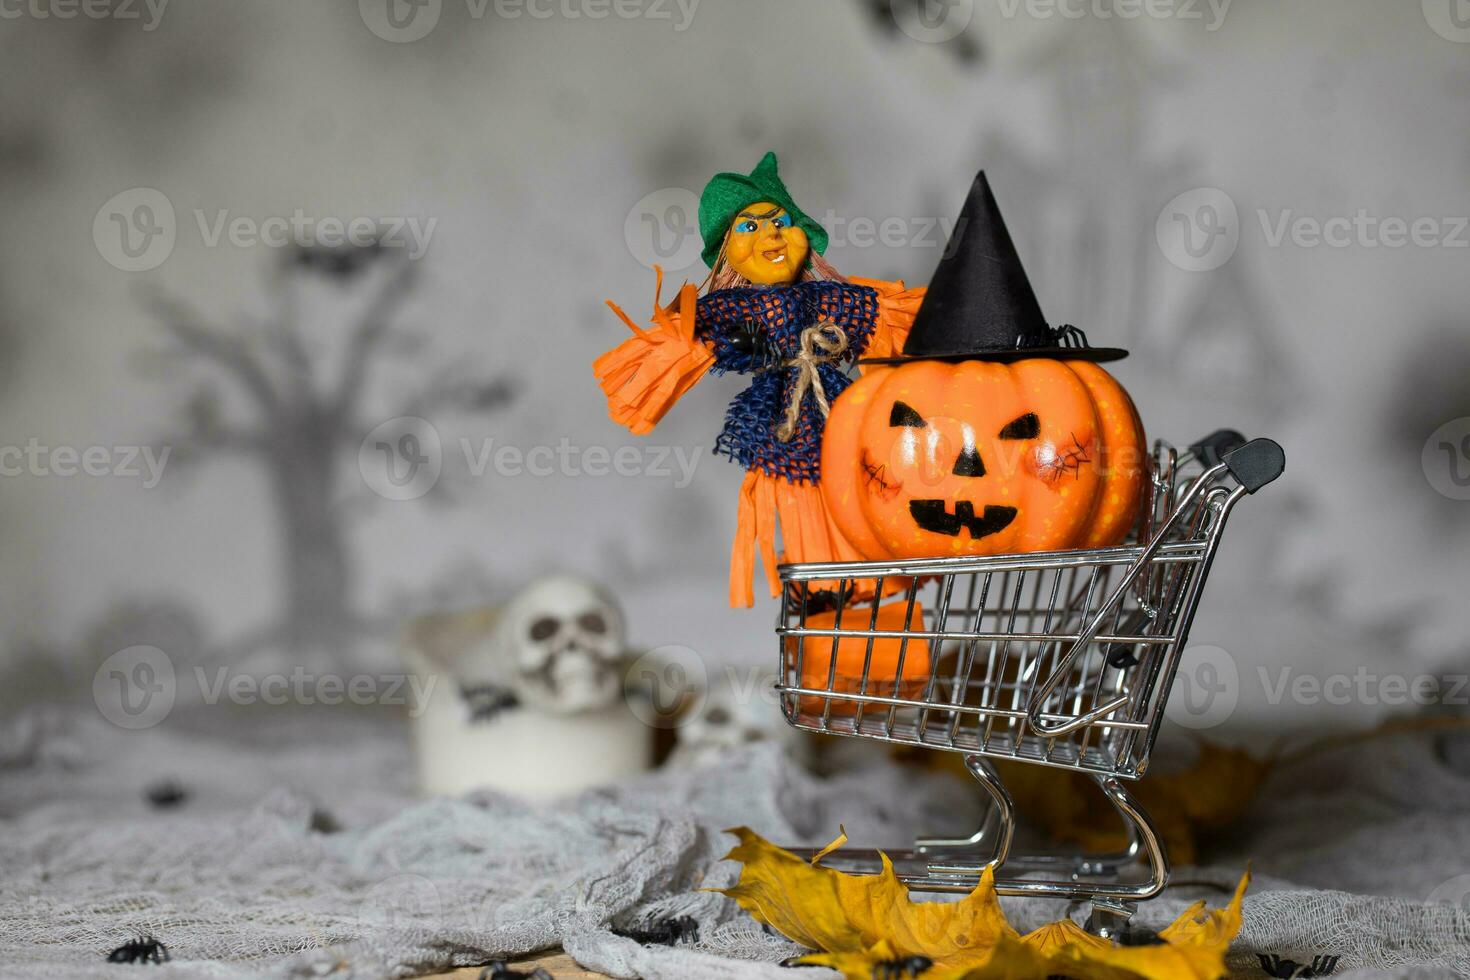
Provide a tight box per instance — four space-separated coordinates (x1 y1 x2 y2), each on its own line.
861 346 1129 366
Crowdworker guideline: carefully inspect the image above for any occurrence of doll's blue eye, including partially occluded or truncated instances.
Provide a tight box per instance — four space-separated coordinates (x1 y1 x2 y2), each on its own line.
737 219 758 233
772 214 791 229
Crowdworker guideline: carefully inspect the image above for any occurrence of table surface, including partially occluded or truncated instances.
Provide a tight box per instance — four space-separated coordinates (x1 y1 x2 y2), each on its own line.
432 951 609 978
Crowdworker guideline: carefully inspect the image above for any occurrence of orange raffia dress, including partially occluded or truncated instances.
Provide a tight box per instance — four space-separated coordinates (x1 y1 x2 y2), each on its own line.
594 267 924 607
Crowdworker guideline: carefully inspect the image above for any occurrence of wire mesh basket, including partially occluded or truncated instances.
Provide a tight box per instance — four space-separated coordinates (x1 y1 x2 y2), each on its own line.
773 431 1284 918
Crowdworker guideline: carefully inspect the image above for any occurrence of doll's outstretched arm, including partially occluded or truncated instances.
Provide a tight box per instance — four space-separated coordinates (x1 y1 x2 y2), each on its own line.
594 266 715 436
848 276 926 362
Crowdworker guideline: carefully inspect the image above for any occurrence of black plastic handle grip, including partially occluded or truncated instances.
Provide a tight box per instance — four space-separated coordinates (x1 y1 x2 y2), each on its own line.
1222 438 1285 493
1189 429 1247 467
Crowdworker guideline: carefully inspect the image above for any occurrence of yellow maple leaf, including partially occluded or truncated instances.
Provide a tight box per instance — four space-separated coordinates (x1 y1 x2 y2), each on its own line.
715 826 1013 969
1000 870 1250 980
717 827 1248 980
1022 919 1113 957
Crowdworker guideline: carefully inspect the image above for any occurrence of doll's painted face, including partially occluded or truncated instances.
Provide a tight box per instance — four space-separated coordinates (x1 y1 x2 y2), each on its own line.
723 202 809 285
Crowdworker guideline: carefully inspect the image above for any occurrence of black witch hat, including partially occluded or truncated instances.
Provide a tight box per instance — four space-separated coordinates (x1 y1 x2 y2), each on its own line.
864 171 1127 364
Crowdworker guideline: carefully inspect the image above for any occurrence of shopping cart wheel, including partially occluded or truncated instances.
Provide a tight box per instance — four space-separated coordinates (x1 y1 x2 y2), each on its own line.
1083 897 1137 939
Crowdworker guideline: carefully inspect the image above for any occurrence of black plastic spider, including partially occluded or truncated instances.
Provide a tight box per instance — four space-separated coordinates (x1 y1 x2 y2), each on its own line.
1115 924 1166 946
613 914 700 946
478 962 551 980
780 955 822 968
1103 610 1157 670
1104 644 1141 669
106 936 170 964
726 321 775 369
1258 952 1340 978
788 583 848 616
459 682 520 723
872 954 932 979
144 780 188 809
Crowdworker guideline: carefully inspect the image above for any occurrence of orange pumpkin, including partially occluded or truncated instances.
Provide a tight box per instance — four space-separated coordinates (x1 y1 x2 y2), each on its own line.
820 358 1146 561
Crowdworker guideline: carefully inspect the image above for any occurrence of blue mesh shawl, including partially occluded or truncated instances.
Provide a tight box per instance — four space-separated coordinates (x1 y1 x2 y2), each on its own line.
696 281 880 484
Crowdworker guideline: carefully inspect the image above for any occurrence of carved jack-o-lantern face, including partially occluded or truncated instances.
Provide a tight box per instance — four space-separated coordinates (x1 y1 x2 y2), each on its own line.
821 359 1146 561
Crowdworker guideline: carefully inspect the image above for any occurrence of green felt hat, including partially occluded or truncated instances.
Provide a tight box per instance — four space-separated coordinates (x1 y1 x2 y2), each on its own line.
698 151 829 269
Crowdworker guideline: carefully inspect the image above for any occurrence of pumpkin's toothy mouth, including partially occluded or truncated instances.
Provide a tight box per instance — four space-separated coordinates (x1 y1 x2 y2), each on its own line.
909 500 1018 539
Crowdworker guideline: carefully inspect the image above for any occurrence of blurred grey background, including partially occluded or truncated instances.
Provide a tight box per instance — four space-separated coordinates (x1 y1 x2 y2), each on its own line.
1 0 1468 737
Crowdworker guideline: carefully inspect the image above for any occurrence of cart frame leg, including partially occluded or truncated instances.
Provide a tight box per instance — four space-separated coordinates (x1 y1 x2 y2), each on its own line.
914 755 1014 867
799 767 1170 901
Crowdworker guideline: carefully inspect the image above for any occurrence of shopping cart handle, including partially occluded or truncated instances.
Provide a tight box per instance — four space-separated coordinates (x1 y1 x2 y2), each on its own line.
1028 694 1131 738
1222 438 1285 493
1188 429 1246 467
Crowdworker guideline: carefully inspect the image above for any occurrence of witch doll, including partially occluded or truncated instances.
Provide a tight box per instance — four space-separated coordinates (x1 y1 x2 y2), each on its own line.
595 152 925 607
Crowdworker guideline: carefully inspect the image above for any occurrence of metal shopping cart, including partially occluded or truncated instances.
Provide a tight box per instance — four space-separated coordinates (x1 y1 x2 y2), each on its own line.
774 431 1285 933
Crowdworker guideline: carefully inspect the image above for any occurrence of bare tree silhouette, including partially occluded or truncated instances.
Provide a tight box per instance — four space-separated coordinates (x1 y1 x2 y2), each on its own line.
141 246 515 666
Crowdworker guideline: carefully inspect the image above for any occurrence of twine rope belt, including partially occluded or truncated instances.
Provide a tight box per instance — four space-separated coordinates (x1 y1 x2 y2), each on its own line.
772 322 848 442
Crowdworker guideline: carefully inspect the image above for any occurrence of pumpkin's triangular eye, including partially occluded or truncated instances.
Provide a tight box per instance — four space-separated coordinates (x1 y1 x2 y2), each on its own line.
999 412 1040 440
889 401 926 427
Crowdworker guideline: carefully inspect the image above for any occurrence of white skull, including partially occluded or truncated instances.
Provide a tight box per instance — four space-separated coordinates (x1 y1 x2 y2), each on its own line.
671 669 802 768
496 574 625 714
